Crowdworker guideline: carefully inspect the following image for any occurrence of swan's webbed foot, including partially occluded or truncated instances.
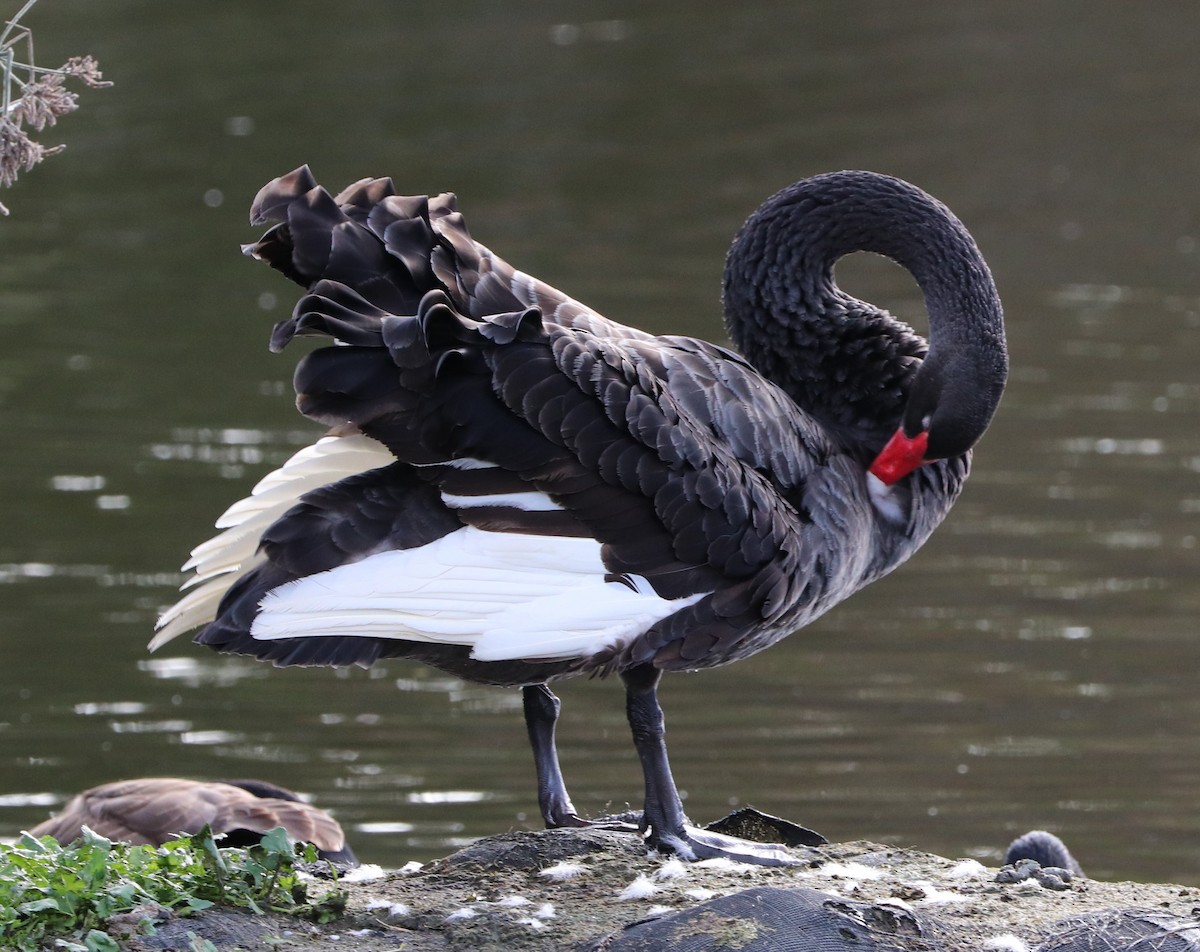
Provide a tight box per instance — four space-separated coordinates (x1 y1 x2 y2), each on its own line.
650 824 804 867
543 810 592 829
563 809 642 833
544 808 639 833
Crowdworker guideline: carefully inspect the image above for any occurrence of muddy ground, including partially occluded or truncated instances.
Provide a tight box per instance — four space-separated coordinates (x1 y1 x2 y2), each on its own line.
106 826 1200 951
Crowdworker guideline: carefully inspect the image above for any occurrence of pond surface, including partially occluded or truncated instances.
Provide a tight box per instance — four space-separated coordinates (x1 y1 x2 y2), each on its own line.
2 0 1198 884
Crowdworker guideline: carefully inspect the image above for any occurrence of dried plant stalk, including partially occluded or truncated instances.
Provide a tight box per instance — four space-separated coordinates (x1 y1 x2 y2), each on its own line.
1 1 110 214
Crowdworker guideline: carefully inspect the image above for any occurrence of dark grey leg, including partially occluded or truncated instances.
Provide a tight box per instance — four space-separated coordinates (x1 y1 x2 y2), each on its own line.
522 683 587 828
621 663 800 866
621 663 689 843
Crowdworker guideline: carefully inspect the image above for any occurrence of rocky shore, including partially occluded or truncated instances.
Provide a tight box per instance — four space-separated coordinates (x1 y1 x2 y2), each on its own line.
110 826 1200 951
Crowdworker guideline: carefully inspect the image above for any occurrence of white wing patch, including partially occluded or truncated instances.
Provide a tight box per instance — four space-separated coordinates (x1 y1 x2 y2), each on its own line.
154 433 706 664
151 432 395 650
251 527 705 663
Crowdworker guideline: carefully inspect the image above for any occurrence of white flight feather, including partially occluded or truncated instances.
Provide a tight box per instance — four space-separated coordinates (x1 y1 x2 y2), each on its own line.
440 491 563 512
252 527 705 663
152 563 266 642
151 432 395 650
410 457 496 471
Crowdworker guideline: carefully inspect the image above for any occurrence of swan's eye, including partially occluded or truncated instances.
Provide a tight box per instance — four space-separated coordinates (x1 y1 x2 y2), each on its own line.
920 413 932 430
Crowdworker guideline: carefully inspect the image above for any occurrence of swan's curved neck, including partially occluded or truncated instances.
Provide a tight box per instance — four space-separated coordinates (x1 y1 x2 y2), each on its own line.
722 172 1004 455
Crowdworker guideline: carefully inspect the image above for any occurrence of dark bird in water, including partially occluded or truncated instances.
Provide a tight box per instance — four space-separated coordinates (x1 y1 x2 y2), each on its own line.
152 167 1007 864
29 777 357 865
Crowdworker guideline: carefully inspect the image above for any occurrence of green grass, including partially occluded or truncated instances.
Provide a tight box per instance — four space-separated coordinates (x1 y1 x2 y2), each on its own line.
0 826 347 951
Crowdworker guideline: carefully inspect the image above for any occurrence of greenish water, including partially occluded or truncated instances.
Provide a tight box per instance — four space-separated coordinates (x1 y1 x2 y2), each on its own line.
2 1 1198 884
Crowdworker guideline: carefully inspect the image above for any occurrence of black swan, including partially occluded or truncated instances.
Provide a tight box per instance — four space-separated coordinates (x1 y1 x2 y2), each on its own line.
152 167 1007 864
29 777 357 865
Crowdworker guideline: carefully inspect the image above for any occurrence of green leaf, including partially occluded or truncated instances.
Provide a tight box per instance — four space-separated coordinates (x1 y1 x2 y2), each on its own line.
18 896 64 913
83 930 120 952
258 827 294 855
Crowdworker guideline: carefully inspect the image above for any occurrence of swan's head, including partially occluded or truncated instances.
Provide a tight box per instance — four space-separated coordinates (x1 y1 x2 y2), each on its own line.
868 343 1007 485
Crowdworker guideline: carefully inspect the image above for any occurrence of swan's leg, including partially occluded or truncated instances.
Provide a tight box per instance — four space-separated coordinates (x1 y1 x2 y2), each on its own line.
522 683 590 828
522 683 641 832
621 663 800 866
622 664 685 840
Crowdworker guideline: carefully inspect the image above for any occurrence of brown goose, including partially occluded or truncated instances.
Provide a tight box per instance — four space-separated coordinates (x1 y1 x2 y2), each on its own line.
152 167 1007 864
30 778 357 865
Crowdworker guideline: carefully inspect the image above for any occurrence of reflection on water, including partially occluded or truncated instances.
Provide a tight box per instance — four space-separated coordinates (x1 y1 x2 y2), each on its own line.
138 655 271 688
1 0 1198 886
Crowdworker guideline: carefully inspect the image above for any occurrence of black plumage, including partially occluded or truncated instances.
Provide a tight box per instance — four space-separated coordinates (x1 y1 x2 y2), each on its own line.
154 167 1007 863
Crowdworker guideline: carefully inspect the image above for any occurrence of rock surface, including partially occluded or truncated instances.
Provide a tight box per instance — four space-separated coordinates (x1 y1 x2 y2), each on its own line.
109 828 1200 951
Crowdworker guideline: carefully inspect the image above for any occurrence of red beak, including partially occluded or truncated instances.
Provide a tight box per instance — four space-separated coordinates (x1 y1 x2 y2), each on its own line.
868 428 930 485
